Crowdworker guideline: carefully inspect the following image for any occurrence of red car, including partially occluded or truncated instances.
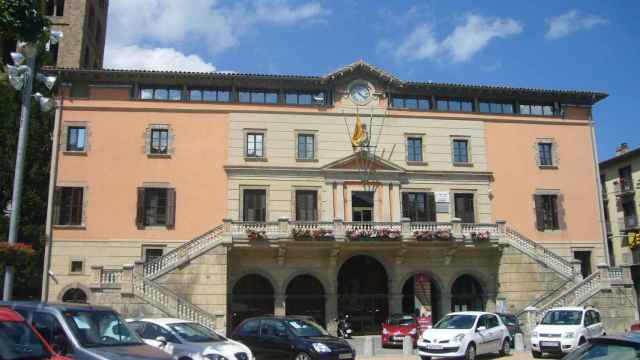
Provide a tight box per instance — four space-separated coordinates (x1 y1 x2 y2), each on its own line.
0 307 71 360
631 323 640 331
381 314 419 347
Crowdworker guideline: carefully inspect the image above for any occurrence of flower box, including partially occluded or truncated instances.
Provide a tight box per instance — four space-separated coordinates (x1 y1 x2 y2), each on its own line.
246 229 268 241
470 231 491 241
413 229 452 241
346 228 401 241
291 228 335 241
0 242 36 266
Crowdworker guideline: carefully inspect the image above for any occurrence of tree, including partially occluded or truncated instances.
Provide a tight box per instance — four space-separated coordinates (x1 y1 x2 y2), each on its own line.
0 0 51 42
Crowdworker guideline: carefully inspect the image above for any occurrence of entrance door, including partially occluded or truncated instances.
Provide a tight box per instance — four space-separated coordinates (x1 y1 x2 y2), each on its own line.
454 193 475 223
352 191 374 221
574 251 592 279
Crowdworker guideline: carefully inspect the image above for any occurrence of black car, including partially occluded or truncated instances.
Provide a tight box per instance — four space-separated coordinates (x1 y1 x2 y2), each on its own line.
496 313 521 346
230 316 356 360
562 333 640 360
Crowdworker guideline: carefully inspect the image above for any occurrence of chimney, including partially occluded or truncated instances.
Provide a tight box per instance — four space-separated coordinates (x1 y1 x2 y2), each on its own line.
616 142 630 156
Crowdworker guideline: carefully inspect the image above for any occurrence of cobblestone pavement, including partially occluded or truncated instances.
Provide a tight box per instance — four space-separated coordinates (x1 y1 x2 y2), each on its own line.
358 350 537 360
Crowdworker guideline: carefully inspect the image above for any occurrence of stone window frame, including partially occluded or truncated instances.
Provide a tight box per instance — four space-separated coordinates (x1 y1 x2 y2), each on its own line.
239 185 270 221
244 128 267 161
450 189 479 223
141 244 167 262
291 186 322 221
61 121 90 155
534 188 563 232
53 182 89 229
69 258 85 275
535 138 559 169
136 182 176 230
405 133 427 165
450 135 473 167
144 124 175 158
294 130 318 162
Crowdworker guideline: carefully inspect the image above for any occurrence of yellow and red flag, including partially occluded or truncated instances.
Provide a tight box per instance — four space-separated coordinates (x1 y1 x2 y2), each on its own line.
351 112 367 147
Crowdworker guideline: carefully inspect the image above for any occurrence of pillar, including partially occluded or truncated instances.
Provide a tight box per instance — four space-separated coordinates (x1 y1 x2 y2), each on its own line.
323 182 334 221
274 293 286 316
326 293 338 335
391 183 401 221
382 182 391 221
441 291 452 315
390 293 403 314
335 181 345 221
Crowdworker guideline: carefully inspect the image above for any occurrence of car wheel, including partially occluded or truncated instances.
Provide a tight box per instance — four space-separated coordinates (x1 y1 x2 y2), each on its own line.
465 343 476 360
500 338 511 356
294 352 312 360
532 350 542 358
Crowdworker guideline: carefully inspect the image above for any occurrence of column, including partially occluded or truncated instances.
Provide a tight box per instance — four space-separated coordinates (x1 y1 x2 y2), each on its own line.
274 293 286 316
335 181 345 221
382 182 391 221
323 182 334 221
326 293 338 335
390 293 403 314
391 183 401 221
440 291 452 316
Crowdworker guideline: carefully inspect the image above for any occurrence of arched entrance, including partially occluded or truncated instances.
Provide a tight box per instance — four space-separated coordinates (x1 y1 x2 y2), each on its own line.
451 275 484 311
402 273 441 322
61 288 87 303
230 274 274 330
285 274 325 326
338 255 388 334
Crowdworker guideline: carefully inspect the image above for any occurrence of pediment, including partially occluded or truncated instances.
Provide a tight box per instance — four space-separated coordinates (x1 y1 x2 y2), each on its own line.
322 150 405 172
324 60 401 85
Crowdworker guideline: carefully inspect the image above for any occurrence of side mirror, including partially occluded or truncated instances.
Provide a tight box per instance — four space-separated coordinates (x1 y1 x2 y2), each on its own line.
476 326 487 332
155 336 167 346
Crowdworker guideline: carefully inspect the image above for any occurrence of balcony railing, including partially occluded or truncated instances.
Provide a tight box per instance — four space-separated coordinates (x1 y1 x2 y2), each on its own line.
619 215 639 231
615 178 635 195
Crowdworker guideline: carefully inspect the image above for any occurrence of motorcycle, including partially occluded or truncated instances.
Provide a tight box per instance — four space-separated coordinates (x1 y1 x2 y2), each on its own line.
336 314 353 339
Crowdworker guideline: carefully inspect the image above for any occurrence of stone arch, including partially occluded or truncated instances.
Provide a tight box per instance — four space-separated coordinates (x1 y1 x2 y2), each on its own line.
399 271 445 322
229 273 275 331
336 252 392 291
285 274 326 326
229 268 280 295
281 269 330 297
57 282 92 304
450 273 486 312
445 268 494 295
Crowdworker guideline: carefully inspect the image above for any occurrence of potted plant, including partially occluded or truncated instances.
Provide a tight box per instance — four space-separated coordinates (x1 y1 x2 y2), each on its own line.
246 229 268 241
471 231 491 241
346 227 401 241
414 229 452 241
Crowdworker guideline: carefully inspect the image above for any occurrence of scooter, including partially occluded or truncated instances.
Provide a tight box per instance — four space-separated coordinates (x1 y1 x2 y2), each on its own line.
336 314 353 339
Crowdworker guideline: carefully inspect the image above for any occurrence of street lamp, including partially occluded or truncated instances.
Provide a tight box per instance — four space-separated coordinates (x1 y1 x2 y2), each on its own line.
2 30 61 301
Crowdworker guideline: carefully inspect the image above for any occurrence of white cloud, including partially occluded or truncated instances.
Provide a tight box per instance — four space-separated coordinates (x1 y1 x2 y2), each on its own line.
546 9 608 40
104 0 330 71
104 45 216 72
382 13 522 63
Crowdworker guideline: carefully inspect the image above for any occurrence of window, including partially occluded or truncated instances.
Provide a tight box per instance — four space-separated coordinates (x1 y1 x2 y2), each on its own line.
452 139 469 164
535 194 559 230
260 319 287 337
520 103 555 116
407 137 423 162
295 190 317 221
143 248 164 262
45 0 64 16
150 128 169 154
70 260 84 273
479 101 514 114
246 133 264 158
297 133 315 160
436 98 474 112
136 188 176 228
454 193 475 223
243 189 267 221
538 143 554 166
140 87 182 101
239 89 278 104
66 126 86 152
32 312 71 355
140 323 179 343
391 95 431 110
619 166 633 192
487 315 500 328
54 187 83 226
237 320 260 336
189 88 230 102
285 91 326 105
402 192 436 221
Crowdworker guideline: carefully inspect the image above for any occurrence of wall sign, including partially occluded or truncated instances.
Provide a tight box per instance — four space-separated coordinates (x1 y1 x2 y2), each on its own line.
435 191 449 203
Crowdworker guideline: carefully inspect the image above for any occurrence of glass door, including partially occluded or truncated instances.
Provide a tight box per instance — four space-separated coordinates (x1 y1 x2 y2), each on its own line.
352 191 374 221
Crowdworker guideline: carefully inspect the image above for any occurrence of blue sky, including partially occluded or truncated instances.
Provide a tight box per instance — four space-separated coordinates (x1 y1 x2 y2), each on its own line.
104 0 640 160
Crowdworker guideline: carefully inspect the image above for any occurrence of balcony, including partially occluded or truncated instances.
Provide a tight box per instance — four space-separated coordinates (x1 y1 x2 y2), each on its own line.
618 215 639 231
614 178 635 196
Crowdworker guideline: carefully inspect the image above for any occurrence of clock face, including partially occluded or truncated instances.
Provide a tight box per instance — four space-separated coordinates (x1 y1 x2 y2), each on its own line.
350 83 371 104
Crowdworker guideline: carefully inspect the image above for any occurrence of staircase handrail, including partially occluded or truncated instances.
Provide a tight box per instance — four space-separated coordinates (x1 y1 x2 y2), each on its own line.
537 270 602 316
505 227 576 279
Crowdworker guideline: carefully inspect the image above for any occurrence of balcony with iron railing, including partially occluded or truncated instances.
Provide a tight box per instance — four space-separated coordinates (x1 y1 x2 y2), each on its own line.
618 214 639 231
614 177 635 195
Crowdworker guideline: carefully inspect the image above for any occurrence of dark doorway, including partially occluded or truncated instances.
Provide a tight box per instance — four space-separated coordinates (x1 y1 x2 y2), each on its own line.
285 275 325 326
402 274 441 322
62 288 87 303
338 255 388 334
243 189 266 221
574 251 592 279
230 274 274 331
352 191 374 221
451 275 484 311
454 193 475 223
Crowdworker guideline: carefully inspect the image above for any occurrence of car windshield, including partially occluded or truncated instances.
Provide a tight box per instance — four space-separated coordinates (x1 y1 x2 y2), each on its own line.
541 310 582 325
434 314 477 330
387 315 416 326
62 310 144 347
168 323 225 343
0 321 51 360
499 314 517 326
565 343 640 360
286 319 328 337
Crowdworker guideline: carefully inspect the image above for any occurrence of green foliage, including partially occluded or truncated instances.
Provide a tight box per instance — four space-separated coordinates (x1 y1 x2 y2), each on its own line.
0 0 50 43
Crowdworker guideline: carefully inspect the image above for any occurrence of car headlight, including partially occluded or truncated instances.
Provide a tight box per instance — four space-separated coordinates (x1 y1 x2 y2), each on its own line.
564 332 575 339
409 328 417 335
312 343 332 353
453 333 466 343
205 355 229 360
531 332 539 338
382 328 389 335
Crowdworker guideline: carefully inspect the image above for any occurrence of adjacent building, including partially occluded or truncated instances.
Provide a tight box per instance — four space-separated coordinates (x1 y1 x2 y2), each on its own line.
45 61 637 334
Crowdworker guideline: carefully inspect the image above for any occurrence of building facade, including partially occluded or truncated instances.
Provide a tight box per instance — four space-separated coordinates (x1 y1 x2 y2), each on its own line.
46 61 637 333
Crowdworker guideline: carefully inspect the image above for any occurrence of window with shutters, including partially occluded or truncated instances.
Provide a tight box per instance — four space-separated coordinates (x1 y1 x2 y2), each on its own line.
295 190 317 221
402 192 436 221
136 187 176 229
54 187 84 226
454 193 475 223
535 194 560 230
243 189 267 221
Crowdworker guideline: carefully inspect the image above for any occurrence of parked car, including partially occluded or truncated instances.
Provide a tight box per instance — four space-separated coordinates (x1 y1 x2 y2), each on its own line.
230 316 356 360
530 306 605 358
417 311 511 360
127 317 253 360
381 314 418 347
561 333 640 360
0 307 71 360
631 322 640 332
0 301 173 360
496 313 521 346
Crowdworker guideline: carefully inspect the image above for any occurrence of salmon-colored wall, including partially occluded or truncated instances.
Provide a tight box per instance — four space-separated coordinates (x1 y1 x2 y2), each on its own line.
89 87 130 101
54 101 229 241
486 117 602 244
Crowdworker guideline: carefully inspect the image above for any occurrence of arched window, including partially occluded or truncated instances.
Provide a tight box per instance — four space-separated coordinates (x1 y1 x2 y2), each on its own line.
62 288 87 303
